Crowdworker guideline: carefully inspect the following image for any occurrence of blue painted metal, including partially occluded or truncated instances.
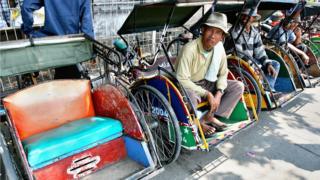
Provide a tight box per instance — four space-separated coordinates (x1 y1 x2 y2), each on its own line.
124 136 150 167
0 108 5 116
23 117 123 168
146 77 190 124
275 77 295 92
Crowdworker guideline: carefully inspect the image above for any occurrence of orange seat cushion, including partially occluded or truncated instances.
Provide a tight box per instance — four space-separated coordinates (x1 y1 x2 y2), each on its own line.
3 80 95 140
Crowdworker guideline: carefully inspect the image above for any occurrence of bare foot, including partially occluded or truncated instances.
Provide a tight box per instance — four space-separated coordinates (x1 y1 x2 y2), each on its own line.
203 113 226 127
201 122 216 138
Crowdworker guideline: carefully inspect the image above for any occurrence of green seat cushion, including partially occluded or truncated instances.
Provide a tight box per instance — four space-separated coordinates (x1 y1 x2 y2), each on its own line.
23 116 123 168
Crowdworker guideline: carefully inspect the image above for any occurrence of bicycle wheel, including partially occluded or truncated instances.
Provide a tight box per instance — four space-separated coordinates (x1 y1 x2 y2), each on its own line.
166 37 189 58
231 67 262 118
132 85 181 165
121 84 161 167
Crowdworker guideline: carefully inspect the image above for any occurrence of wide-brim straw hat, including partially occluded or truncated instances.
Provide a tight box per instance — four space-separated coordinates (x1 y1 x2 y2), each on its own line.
203 12 230 35
241 8 261 21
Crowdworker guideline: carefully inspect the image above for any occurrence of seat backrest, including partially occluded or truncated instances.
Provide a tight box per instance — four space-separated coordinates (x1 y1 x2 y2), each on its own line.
3 80 95 140
132 55 176 78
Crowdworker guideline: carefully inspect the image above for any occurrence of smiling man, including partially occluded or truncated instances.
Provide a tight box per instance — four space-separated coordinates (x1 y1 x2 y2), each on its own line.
175 12 244 137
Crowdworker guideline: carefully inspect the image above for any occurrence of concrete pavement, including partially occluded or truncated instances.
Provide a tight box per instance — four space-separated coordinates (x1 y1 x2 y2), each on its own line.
153 85 320 180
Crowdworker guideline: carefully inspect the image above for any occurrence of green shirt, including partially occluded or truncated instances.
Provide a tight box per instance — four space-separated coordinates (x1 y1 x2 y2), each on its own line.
175 37 228 97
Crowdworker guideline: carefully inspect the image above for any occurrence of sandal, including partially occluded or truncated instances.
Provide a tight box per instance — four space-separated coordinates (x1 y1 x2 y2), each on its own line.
205 117 227 132
207 122 227 132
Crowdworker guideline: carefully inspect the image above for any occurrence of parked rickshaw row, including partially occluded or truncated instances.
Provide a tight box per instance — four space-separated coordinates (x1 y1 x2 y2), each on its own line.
1 0 319 179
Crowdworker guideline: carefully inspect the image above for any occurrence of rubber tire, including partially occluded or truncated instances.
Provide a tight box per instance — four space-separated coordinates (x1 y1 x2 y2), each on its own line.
230 67 262 118
166 37 188 58
132 85 181 165
128 100 160 167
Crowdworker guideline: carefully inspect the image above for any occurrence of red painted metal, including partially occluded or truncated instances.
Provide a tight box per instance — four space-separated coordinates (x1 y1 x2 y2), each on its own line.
227 71 236 80
92 84 145 140
33 137 127 180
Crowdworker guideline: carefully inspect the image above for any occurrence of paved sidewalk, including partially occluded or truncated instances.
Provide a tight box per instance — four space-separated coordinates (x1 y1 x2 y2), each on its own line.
153 86 320 180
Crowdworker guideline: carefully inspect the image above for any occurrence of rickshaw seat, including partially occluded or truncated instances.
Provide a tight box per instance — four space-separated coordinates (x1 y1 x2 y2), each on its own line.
133 56 176 78
23 116 123 168
196 71 236 109
3 80 126 169
3 80 95 140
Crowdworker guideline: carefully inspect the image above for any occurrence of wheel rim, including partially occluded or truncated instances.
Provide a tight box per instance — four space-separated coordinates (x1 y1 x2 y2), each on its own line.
134 88 177 164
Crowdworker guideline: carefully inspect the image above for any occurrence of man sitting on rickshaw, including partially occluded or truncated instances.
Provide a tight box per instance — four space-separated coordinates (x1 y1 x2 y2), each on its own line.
267 15 310 78
231 8 281 92
175 12 244 137
268 15 308 53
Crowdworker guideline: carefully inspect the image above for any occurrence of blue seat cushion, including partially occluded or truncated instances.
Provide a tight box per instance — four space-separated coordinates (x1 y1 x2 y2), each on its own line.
22 116 123 168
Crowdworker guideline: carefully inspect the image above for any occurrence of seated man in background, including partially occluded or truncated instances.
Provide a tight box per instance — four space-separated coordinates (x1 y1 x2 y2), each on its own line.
267 16 310 78
175 12 244 137
231 8 280 92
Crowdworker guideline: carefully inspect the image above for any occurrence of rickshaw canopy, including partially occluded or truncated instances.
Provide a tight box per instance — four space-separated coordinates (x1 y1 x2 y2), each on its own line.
0 35 93 77
117 0 249 35
191 0 300 29
258 0 299 10
302 1 320 17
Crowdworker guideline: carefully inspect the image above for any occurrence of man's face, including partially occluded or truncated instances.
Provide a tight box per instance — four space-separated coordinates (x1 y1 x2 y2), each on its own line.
201 26 224 50
289 21 299 30
241 14 255 26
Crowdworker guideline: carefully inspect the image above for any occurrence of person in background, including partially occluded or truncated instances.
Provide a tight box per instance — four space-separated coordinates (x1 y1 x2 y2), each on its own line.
21 0 94 79
268 16 310 78
0 0 11 28
231 8 280 92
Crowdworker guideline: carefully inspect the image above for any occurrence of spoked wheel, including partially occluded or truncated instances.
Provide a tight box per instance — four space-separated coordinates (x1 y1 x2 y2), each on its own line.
129 101 161 166
115 81 160 167
166 37 189 58
231 67 262 119
132 85 181 165
289 50 313 87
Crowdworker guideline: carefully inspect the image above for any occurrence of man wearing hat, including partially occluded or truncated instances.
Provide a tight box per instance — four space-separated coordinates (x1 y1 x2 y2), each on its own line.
231 8 280 92
175 12 244 137
267 16 300 46
268 15 310 77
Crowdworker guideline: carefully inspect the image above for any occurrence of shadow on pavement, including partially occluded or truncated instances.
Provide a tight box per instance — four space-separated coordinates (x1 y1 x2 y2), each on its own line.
153 88 320 179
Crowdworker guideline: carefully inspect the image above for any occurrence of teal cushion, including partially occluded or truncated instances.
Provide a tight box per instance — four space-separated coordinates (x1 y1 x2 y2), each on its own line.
22 117 123 168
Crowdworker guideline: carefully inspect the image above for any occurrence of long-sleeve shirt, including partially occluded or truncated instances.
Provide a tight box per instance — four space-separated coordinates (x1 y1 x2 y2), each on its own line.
0 0 10 27
175 37 228 97
267 25 296 45
231 24 271 67
21 0 94 38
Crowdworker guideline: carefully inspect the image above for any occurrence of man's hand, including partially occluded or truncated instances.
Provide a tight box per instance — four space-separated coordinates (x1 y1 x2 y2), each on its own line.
206 91 222 114
287 43 309 65
267 64 277 78
302 53 309 65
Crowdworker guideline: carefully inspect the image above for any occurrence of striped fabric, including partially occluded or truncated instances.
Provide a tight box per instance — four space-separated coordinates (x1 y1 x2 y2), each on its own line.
231 24 271 66
0 0 10 27
267 25 296 45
